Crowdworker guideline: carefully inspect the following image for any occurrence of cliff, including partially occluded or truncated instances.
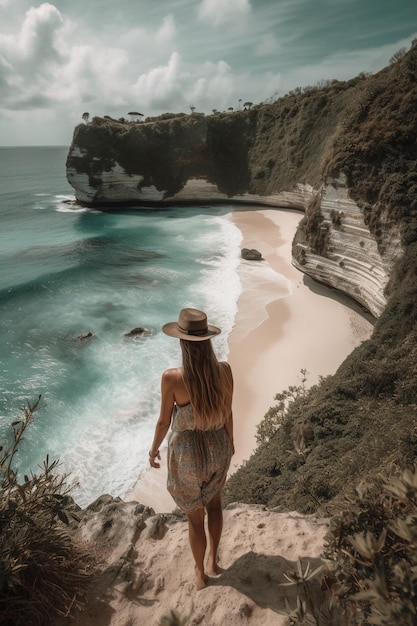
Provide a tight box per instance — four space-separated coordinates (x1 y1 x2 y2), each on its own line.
66 42 416 319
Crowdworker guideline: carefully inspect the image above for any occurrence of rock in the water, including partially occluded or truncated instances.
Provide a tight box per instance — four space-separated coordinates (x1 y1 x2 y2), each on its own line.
241 248 263 261
75 332 94 341
124 327 150 338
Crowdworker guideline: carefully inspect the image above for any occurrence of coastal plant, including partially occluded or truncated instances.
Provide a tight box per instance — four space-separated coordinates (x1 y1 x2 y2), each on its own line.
275 558 327 625
160 610 189 625
0 397 94 626
256 369 309 445
323 464 417 625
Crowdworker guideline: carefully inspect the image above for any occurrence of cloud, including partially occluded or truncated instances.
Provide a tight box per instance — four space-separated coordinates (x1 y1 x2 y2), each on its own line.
197 0 251 27
0 6 181 114
255 33 281 57
156 14 177 44
132 52 185 109
130 51 281 115
0 3 64 66
187 59 234 109
0 3 68 109
54 43 131 107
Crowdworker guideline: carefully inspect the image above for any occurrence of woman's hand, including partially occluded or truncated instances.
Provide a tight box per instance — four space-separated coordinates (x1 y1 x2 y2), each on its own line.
149 450 161 468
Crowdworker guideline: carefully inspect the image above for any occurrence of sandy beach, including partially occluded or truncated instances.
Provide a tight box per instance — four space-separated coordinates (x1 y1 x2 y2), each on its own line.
126 207 374 512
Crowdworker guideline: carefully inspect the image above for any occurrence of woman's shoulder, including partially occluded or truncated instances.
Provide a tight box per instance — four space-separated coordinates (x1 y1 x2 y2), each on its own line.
162 367 182 383
161 368 184 397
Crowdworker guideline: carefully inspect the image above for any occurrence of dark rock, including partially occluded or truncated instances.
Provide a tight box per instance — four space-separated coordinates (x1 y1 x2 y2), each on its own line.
75 331 95 341
241 248 263 261
124 327 150 338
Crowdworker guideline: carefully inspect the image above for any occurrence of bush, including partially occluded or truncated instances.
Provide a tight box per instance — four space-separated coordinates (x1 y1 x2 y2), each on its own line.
323 465 417 625
0 397 94 626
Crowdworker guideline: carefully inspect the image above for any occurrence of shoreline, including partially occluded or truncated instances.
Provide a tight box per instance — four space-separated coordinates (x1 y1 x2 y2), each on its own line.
228 207 374 468
125 207 374 512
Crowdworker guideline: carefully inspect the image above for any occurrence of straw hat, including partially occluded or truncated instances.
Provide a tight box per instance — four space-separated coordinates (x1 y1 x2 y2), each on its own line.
162 308 221 341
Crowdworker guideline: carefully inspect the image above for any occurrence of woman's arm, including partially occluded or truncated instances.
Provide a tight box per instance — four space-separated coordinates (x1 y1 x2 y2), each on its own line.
149 369 176 468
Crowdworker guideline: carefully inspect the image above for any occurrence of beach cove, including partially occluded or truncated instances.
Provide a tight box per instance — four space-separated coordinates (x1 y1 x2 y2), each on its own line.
127 207 374 512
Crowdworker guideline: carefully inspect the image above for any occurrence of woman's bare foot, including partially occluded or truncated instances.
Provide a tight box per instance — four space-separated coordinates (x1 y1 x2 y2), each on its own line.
195 565 208 590
207 553 220 576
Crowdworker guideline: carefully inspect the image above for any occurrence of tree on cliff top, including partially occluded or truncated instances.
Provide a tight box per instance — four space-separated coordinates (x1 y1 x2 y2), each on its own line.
128 112 144 122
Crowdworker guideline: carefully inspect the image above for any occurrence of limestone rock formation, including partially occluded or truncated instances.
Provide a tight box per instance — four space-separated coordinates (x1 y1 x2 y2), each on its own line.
292 175 402 317
66 113 315 210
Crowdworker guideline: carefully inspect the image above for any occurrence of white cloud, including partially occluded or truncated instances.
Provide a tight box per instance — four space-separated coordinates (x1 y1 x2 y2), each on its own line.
197 0 251 27
2 3 64 65
0 3 68 109
156 15 177 45
54 43 131 108
255 33 280 57
185 59 234 110
133 52 185 109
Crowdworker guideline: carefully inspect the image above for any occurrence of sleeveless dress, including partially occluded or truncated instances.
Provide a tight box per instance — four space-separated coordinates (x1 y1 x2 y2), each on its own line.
167 403 233 513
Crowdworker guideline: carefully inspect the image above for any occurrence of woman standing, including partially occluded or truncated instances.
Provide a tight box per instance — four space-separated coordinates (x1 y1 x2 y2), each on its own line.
149 308 234 589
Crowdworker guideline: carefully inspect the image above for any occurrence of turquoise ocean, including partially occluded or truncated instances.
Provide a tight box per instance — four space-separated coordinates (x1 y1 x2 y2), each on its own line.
0 146 248 506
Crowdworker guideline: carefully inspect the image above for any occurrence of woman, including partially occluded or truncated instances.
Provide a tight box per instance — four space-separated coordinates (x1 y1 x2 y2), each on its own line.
149 308 234 590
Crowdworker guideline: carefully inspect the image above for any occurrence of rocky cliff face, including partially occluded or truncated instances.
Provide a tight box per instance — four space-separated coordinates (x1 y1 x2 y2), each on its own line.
292 174 402 317
66 113 317 210
66 43 417 318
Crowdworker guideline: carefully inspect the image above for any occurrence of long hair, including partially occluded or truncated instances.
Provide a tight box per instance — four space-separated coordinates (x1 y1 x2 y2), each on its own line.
180 339 232 430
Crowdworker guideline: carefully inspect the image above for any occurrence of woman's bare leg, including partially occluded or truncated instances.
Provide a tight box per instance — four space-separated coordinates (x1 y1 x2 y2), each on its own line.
206 490 223 575
186 507 207 589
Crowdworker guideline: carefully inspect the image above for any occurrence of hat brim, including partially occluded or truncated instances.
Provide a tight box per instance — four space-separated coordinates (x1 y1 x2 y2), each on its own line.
162 321 221 341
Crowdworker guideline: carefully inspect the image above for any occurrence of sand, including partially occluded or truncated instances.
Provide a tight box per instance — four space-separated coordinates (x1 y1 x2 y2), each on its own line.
73 502 329 626
126 207 373 512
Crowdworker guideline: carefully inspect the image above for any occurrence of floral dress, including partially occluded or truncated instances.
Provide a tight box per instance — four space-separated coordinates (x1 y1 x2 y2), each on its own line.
167 403 232 513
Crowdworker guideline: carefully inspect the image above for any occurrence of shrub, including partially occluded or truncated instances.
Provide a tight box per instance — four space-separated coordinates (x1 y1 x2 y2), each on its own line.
323 465 417 625
0 397 94 626
256 369 309 446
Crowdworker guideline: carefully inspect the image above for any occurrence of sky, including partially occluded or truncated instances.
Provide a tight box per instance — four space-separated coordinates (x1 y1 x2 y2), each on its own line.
0 0 416 146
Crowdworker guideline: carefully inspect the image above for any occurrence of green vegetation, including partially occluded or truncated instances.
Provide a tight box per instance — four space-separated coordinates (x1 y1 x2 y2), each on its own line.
272 465 417 625
0 398 93 626
323 465 417 625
